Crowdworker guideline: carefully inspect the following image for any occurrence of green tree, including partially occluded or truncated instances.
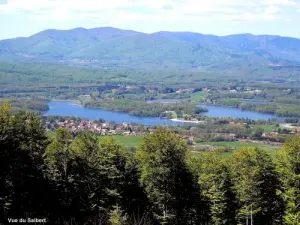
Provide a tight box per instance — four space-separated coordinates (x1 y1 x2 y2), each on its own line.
97 138 130 209
109 206 126 225
0 104 51 222
276 136 300 224
46 127 73 180
45 130 114 223
92 137 150 224
137 128 205 225
44 128 80 222
231 147 284 225
46 131 150 224
195 151 237 225
116 151 152 223
250 127 264 140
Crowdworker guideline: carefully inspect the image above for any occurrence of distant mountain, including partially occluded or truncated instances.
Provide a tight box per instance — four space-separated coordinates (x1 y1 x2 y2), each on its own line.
1 27 300 71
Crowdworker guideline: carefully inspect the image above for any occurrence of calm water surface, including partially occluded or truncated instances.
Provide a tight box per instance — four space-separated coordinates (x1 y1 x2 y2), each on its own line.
44 102 281 125
198 104 280 120
44 102 182 125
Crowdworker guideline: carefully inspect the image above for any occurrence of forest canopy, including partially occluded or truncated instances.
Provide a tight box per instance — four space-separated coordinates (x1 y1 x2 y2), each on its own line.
0 104 299 225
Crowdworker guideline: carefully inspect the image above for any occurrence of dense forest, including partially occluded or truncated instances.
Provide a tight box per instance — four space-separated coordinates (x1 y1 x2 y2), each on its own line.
2 27 300 77
1 61 300 119
84 99 207 117
1 104 299 225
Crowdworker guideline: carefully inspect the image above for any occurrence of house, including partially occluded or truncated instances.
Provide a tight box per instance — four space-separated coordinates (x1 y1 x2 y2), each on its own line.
123 131 131 136
101 129 107 136
228 133 236 140
176 89 183 94
108 130 116 135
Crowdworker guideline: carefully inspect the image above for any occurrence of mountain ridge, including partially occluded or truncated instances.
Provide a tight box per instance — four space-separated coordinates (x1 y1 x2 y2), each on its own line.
1 27 300 71
3 26 300 40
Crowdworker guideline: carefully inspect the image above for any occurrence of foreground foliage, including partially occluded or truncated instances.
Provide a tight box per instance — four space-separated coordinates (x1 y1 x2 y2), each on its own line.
0 104 299 224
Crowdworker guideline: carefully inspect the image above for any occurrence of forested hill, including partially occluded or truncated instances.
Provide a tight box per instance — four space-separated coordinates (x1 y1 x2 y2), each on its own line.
1 27 300 71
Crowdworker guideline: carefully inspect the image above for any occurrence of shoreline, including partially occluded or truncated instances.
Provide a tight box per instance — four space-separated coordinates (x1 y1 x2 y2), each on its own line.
50 99 81 104
170 118 204 124
46 101 184 124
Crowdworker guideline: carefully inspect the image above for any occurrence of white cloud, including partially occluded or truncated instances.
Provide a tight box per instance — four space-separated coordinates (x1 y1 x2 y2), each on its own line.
0 0 297 24
0 0 57 15
265 5 281 14
260 0 296 6
219 12 279 21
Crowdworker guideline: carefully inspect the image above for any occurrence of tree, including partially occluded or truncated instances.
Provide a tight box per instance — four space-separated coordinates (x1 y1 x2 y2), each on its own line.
45 131 115 223
45 130 151 224
94 137 151 224
231 147 284 225
137 128 205 225
250 127 264 140
46 127 73 180
44 127 80 222
276 136 300 224
0 104 51 222
109 206 125 225
195 151 237 225
116 151 152 223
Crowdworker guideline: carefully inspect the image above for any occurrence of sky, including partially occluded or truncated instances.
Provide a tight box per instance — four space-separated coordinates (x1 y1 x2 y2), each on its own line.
1 0 300 40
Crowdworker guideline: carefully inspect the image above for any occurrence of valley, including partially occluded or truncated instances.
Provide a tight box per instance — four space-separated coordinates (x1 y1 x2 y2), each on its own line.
1 22 300 225
1 28 300 150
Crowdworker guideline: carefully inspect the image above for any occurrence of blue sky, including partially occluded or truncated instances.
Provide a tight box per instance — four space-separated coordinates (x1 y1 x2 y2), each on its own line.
1 0 300 40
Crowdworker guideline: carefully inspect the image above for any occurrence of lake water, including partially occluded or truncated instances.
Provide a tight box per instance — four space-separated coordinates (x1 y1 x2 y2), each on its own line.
44 101 281 125
198 104 280 120
43 101 183 126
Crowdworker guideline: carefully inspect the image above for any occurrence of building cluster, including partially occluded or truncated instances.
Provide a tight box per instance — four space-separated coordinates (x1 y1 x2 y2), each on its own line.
175 88 195 94
45 119 148 136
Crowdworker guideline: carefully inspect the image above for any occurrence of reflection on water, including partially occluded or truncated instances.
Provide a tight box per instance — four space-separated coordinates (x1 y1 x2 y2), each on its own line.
198 104 280 120
44 101 183 125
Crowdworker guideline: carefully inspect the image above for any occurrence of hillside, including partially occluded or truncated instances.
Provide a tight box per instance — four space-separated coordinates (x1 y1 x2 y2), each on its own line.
1 27 300 72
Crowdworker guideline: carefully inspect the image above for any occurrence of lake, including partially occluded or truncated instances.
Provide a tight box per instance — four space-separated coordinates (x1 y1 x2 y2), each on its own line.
43 101 183 126
198 104 280 120
44 102 281 125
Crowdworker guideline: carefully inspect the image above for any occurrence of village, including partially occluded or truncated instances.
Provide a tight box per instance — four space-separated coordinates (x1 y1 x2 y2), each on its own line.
44 116 300 149
45 118 152 136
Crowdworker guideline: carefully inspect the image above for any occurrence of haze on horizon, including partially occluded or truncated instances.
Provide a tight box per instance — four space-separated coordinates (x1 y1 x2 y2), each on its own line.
1 0 300 40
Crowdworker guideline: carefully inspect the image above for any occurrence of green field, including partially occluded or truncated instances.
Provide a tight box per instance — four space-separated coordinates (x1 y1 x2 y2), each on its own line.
258 125 279 132
193 141 281 156
49 132 282 156
107 136 283 157
190 92 209 103
101 136 282 156
47 132 144 147
101 135 143 147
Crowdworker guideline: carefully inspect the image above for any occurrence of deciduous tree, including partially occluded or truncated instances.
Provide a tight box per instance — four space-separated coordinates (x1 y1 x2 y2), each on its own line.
277 136 300 224
231 147 284 225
